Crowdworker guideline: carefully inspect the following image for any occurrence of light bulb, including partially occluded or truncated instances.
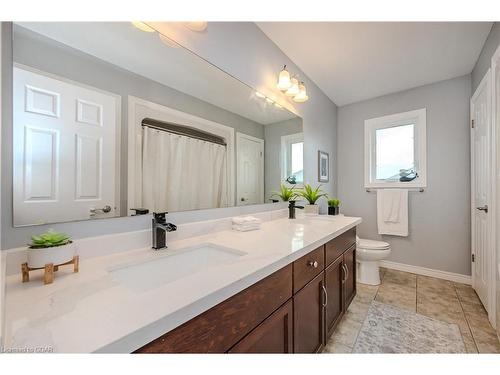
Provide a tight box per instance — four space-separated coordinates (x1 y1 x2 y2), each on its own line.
285 77 300 97
277 65 292 91
293 82 309 102
131 21 155 33
185 22 208 31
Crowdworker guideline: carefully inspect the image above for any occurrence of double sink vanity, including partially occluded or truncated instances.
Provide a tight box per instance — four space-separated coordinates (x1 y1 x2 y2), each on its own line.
3 212 361 353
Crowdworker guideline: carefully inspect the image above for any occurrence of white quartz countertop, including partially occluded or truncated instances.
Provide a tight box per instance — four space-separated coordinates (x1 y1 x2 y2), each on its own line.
4 215 361 353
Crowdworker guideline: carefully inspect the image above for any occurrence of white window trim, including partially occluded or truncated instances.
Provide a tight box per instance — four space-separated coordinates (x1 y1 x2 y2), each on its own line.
281 132 304 186
364 108 427 189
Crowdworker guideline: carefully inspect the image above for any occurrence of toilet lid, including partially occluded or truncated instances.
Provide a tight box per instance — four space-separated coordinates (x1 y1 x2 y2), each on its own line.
357 238 390 250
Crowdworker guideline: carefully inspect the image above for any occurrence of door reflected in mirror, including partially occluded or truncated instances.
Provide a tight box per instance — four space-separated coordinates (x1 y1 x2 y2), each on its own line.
10 22 303 226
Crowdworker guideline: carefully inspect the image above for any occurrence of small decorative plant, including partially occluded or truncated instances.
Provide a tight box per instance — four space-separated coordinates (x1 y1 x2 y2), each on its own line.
298 184 327 215
25 229 77 284
328 199 340 207
271 184 298 202
298 184 327 205
29 229 71 249
327 198 341 216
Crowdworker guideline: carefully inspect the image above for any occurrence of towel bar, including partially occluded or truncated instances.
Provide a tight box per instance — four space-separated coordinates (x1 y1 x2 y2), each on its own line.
365 188 424 193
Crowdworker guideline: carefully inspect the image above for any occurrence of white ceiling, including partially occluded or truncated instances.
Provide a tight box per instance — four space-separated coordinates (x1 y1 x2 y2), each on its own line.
257 22 493 106
16 22 297 125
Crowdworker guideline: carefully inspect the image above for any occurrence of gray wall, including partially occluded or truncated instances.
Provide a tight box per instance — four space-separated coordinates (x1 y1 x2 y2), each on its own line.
337 75 471 275
472 22 499 92
264 117 303 200
1 22 337 249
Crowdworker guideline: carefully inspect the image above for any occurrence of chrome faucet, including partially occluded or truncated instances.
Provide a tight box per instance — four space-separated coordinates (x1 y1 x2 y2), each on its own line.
152 212 177 250
288 200 304 219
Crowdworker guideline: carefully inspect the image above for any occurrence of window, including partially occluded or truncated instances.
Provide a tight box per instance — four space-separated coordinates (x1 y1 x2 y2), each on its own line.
364 108 426 188
281 132 304 184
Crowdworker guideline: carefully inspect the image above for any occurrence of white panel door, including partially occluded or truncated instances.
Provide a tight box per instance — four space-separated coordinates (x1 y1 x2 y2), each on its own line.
13 67 118 225
471 70 492 309
236 133 264 206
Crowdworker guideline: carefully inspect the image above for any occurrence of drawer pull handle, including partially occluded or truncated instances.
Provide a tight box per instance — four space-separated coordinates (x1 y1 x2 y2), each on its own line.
308 260 319 268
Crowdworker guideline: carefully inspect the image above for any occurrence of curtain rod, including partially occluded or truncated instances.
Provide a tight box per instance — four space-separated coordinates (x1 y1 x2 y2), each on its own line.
141 117 227 146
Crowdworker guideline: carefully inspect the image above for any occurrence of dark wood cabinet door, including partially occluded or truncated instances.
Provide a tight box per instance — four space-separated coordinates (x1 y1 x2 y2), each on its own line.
293 271 325 353
325 255 344 338
344 245 356 308
228 299 293 353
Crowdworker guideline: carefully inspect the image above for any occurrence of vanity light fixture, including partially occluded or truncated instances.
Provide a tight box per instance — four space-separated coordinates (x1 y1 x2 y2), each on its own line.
131 21 155 33
285 77 300 97
293 81 309 102
277 65 292 91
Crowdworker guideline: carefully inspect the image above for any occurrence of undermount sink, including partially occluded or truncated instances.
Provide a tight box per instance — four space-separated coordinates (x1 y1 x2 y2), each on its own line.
109 244 246 292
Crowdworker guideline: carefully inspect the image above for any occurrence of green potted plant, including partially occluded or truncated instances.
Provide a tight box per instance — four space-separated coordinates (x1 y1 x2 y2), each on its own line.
328 198 340 215
297 184 327 215
271 184 298 202
27 229 75 268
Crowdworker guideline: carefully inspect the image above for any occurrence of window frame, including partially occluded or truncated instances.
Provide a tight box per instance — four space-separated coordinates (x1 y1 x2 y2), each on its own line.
281 132 304 186
364 108 427 188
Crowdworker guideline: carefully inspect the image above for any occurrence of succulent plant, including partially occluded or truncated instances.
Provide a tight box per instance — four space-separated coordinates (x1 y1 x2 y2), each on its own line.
29 229 71 249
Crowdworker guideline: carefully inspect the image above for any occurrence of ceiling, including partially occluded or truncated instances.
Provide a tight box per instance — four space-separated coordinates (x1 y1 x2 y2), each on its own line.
16 22 297 125
257 22 493 106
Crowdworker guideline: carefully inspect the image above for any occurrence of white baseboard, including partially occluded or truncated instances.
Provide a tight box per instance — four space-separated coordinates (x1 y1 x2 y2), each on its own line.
379 260 472 285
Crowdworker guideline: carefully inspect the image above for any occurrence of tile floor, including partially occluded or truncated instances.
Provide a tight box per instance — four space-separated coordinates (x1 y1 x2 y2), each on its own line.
324 268 500 353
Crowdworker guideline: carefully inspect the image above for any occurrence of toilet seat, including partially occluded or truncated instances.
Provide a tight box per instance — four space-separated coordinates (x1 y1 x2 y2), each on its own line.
357 238 390 251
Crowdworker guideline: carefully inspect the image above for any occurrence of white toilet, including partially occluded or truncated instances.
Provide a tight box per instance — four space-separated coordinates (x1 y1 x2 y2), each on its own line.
356 236 391 285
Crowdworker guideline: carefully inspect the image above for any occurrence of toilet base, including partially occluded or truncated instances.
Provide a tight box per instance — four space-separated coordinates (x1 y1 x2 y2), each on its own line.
357 260 381 285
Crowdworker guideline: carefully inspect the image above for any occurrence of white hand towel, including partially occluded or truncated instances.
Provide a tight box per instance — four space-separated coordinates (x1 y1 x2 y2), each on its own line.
232 224 261 232
377 189 408 236
232 216 262 225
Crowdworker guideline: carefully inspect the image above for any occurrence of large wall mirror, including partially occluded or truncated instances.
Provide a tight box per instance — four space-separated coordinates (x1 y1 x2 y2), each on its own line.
11 22 303 226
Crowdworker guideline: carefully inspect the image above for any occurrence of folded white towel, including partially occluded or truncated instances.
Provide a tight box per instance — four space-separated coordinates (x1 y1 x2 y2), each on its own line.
232 224 261 232
377 189 408 236
232 216 262 225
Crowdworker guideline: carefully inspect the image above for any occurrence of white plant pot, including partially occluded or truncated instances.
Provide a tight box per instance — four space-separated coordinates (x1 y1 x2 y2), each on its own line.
27 243 75 269
304 204 319 216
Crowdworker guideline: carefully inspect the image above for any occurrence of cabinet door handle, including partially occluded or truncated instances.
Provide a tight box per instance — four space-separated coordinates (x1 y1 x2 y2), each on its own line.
322 284 328 307
344 264 349 282
342 264 348 283
308 260 319 268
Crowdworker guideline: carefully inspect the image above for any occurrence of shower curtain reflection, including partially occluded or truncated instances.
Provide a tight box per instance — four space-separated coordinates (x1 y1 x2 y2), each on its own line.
141 127 229 212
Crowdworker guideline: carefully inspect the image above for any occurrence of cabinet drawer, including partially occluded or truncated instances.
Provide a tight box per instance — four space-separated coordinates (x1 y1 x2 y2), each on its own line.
135 264 293 353
325 227 356 266
293 245 325 293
